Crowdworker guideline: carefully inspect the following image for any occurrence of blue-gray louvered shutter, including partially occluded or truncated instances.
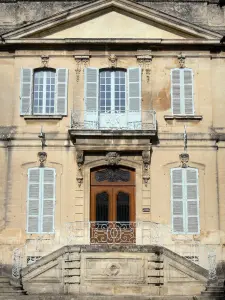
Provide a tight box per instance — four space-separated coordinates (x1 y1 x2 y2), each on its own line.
27 168 40 233
84 68 99 129
186 168 199 234
171 168 185 234
20 69 33 115
56 68 68 115
127 67 141 129
171 69 181 115
184 69 194 115
42 168 55 233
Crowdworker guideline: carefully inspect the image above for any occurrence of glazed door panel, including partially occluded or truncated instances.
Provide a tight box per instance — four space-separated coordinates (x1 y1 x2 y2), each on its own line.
90 167 135 244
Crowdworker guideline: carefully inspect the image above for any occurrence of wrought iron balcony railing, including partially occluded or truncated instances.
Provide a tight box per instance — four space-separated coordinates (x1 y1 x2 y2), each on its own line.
70 110 156 131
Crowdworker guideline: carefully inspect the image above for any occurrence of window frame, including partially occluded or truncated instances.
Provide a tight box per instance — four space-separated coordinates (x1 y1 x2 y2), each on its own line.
33 68 56 115
170 167 200 235
99 68 127 113
26 167 56 234
171 68 194 116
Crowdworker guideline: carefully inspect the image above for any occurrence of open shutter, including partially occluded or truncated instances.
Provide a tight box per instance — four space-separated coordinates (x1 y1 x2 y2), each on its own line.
186 168 199 234
171 168 185 233
42 168 55 233
184 69 194 115
171 69 181 115
56 68 68 115
20 68 33 115
127 67 141 129
84 68 99 129
27 168 40 233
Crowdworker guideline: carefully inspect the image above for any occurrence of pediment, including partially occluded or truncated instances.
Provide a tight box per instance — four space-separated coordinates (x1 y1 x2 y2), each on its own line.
28 10 189 40
2 0 222 40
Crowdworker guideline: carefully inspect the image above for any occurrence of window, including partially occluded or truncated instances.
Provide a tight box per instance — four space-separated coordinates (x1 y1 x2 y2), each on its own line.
20 68 68 116
84 67 141 129
171 68 194 115
99 69 126 113
27 168 56 234
171 167 199 234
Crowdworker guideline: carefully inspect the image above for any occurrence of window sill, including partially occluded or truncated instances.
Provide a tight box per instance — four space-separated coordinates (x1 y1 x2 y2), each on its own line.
26 233 55 240
164 115 203 121
23 115 64 120
171 234 200 241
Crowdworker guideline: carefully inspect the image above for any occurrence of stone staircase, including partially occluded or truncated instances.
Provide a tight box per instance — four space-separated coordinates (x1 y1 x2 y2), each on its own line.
0 275 25 297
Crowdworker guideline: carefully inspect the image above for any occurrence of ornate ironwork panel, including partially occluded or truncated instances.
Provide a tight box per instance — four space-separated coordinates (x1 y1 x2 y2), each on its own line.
95 168 130 182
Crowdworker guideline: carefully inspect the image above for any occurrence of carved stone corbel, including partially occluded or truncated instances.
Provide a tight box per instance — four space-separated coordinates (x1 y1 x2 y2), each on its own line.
38 152 47 167
105 152 121 166
76 151 84 187
178 53 186 68
179 152 189 168
108 54 117 68
41 55 49 68
74 55 90 82
142 150 151 186
137 55 152 83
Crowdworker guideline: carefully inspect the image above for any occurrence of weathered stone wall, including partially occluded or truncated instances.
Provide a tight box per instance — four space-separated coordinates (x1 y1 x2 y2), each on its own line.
0 1 225 34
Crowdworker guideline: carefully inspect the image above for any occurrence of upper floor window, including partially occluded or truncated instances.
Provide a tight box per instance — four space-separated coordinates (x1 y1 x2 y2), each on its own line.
171 167 199 234
171 68 194 115
33 69 56 114
84 67 141 128
27 167 56 234
20 68 68 116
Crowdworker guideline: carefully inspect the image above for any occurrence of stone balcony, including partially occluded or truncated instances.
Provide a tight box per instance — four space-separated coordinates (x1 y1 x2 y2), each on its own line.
68 110 157 151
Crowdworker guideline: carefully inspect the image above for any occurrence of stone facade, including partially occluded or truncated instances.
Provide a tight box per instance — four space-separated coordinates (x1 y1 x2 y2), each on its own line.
0 0 225 297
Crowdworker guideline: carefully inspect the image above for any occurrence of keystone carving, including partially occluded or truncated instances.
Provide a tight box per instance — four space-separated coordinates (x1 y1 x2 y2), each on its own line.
41 55 49 68
142 150 151 186
74 55 90 82
105 152 121 166
179 152 189 168
108 54 117 68
38 152 47 167
137 54 152 83
76 151 84 187
178 53 186 68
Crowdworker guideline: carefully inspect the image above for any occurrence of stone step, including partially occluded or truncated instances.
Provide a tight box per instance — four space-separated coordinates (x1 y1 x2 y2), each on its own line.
0 287 24 293
0 276 10 283
0 282 12 287
0 296 224 300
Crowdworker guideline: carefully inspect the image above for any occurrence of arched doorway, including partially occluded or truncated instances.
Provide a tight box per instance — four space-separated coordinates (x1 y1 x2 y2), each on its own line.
90 166 135 244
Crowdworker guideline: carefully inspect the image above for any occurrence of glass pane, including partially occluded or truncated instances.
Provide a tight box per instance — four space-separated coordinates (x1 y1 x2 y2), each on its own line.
114 70 126 113
33 71 44 114
117 192 130 223
96 192 109 223
33 70 56 115
99 71 111 113
45 71 55 114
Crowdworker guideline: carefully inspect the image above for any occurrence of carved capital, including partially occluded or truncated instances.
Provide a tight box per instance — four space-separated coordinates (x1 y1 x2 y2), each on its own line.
76 150 84 187
105 152 121 166
137 55 152 82
41 55 49 68
142 150 151 186
178 53 186 68
108 54 117 68
179 152 189 168
38 152 47 167
76 150 84 168
74 55 90 82
142 150 151 170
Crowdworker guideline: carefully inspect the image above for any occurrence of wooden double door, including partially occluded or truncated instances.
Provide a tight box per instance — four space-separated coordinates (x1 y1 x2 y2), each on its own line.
90 167 135 244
